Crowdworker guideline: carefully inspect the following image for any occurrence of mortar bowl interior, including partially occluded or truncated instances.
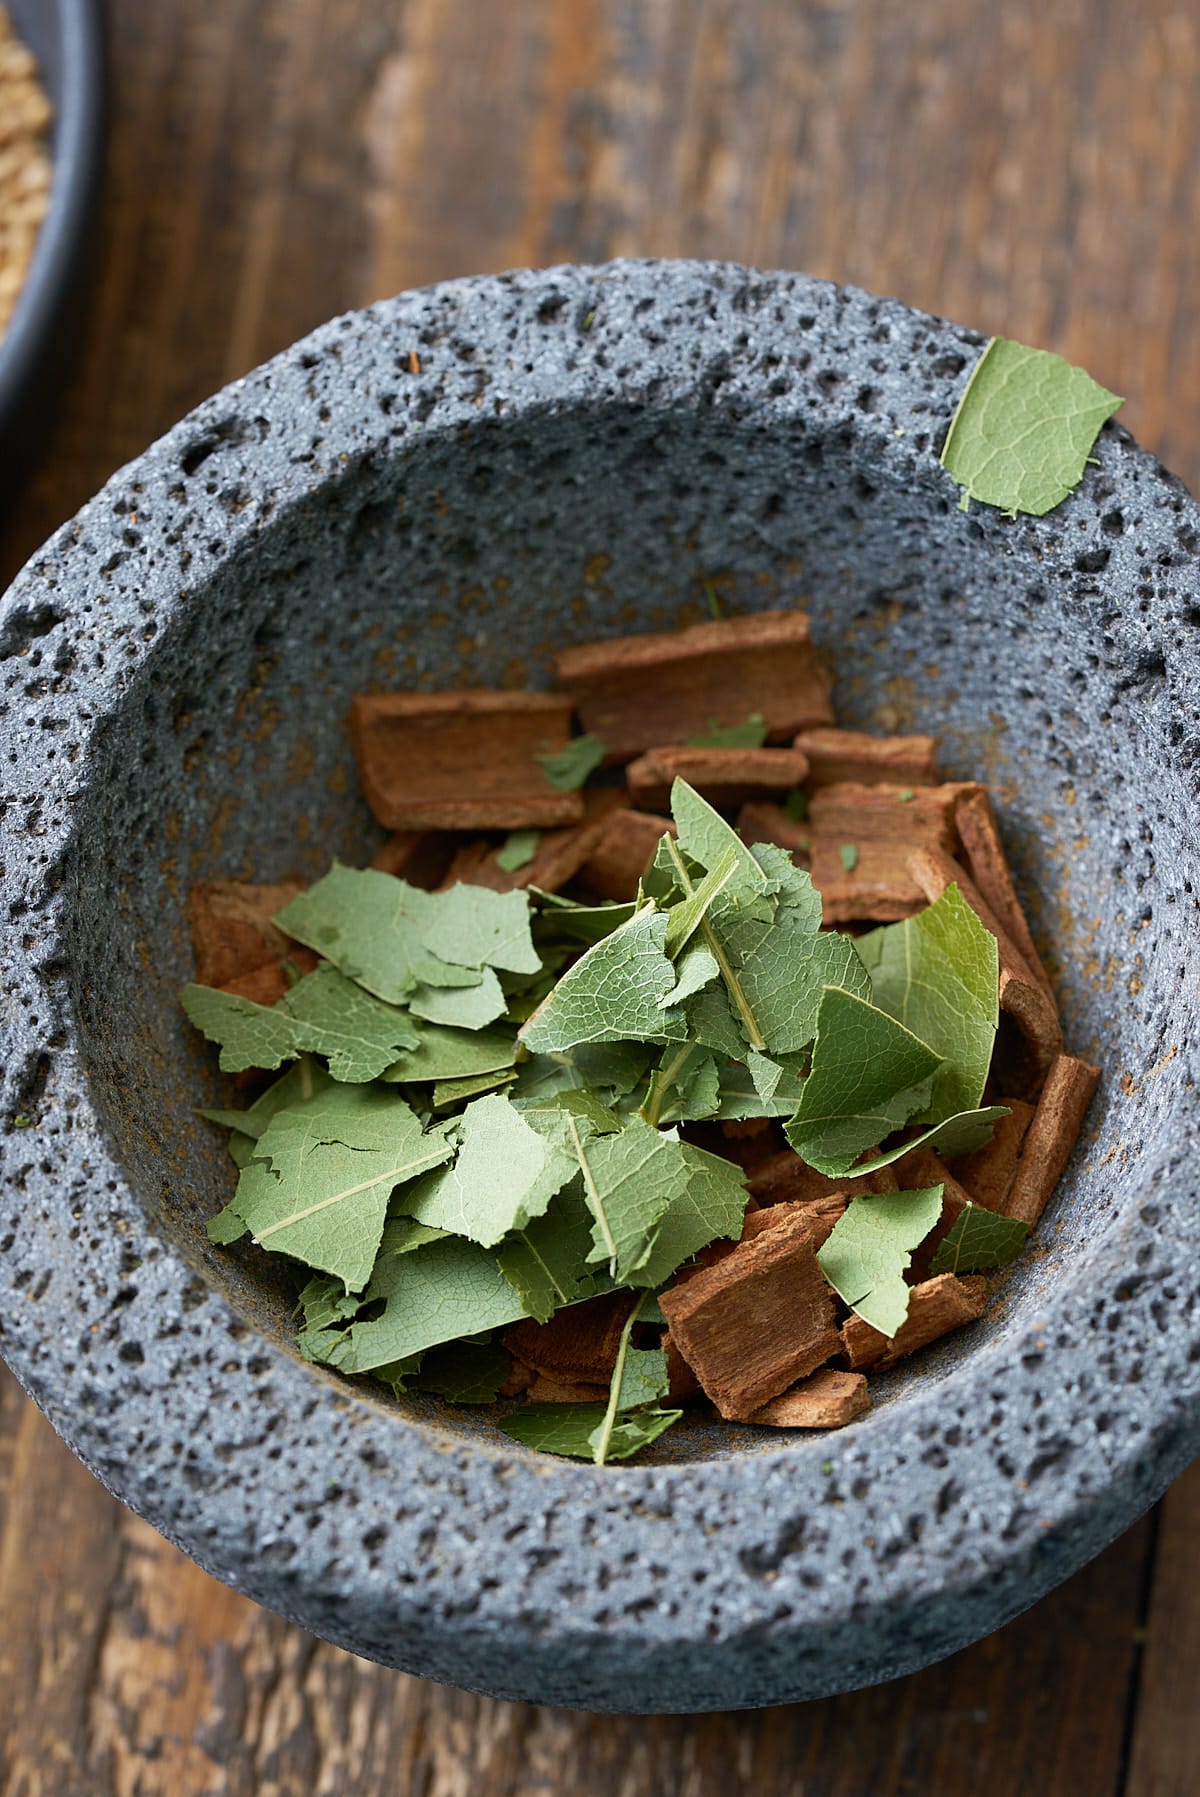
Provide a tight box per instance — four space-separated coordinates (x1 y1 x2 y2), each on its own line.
2 263 1197 1711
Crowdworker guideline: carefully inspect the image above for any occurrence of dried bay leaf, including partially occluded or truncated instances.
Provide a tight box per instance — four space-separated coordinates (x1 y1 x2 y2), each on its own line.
409 964 508 1030
626 1140 748 1289
382 1023 517 1085
817 1185 945 1336
856 884 998 1120
496 1180 601 1322
281 965 422 1081
313 1234 531 1372
929 1201 1029 1275
686 713 768 749
496 829 540 872
785 987 942 1175
181 983 302 1074
420 883 541 975
499 1402 682 1461
399 1092 577 1248
519 907 687 1053
412 1339 512 1402
274 864 438 1004
536 733 606 790
228 1085 454 1290
939 337 1122 517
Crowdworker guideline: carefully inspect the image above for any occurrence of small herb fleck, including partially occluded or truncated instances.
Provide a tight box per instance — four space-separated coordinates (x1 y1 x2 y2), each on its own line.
838 843 859 873
496 829 540 872
536 734 606 791
783 788 809 824
897 788 915 802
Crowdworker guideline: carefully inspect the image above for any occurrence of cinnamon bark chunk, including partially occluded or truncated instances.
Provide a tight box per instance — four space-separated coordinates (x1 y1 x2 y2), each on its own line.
554 611 834 760
577 807 675 901
1001 1053 1101 1227
525 1374 611 1405
907 844 1063 1083
807 782 980 922
735 800 811 862
625 746 809 814
662 1329 702 1402
792 728 938 791
947 1099 1037 1211
842 1274 988 1371
659 1209 841 1419
439 791 623 894
350 690 584 830
955 789 1054 999
219 948 319 1009
739 1194 848 1248
748 1369 871 1429
188 879 306 988
370 829 456 889
503 1291 634 1385
748 1151 897 1207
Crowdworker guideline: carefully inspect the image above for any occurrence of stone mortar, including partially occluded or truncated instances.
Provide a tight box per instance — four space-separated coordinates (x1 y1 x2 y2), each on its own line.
0 262 1197 1713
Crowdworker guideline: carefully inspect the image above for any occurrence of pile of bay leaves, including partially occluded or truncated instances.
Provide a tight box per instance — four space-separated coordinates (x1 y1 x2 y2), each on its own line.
184 778 1024 1463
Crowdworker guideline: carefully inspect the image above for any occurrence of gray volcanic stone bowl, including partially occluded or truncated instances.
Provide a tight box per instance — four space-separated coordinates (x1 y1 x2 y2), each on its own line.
1 261 1198 1713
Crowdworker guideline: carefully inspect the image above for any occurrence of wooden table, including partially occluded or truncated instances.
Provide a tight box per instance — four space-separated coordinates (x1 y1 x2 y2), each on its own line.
2 3 1198 1790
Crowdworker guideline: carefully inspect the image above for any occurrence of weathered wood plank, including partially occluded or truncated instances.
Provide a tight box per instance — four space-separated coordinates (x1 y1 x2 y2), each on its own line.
0 1367 1155 1795
1125 1459 1200 1797
3 0 1198 1789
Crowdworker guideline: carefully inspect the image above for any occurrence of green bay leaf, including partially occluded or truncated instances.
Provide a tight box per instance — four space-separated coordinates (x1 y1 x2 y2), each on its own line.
274 864 436 1004
282 964 421 1081
536 733 606 790
939 337 1123 517
856 884 998 1122
495 1179 600 1322
318 1234 531 1372
399 1092 576 1248
817 1185 945 1336
929 1200 1029 1275
785 987 942 1176
231 1086 454 1290
519 907 687 1053
499 1402 682 1462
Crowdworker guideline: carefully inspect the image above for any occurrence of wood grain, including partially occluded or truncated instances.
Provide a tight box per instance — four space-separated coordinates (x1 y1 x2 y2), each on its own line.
0 1371 1155 1797
1125 1460 1200 1797
2 0 1198 1790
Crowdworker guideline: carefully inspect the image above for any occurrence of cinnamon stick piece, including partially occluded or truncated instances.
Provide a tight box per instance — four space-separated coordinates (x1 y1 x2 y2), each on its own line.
946 1099 1037 1211
577 807 675 901
370 829 456 889
748 1150 897 1208
554 611 834 761
748 1369 870 1429
503 1291 634 1385
1001 1053 1101 1227
350 689 585 830
842 1274 988 1371
625 745 810 814
735 800 811 863
188 879 306 988
808 782 982 922
954 789 1054 999
219 948 319 1008
738 1194 848 1248
659 1208 841 1419
792 727 938 790
906 844 1063 1083
439 790 624 894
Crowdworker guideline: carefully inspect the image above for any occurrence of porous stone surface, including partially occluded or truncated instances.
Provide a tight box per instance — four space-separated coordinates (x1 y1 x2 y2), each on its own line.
0 262 1197 1712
